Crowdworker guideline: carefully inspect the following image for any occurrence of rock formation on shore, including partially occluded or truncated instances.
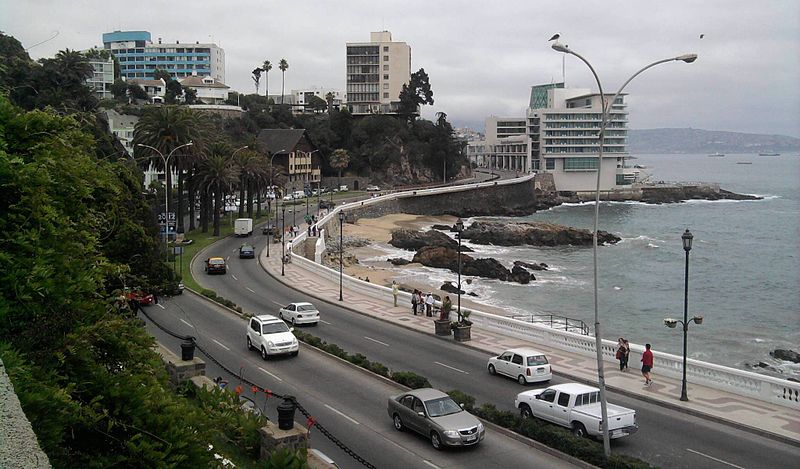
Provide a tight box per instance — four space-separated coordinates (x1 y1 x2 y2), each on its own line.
770 349 800 363
639 186 762 204
461 221 620 246
389 229 473 252
411 246 532 284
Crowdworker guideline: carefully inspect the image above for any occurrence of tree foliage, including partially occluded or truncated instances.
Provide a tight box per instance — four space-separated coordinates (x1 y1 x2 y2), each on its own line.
398 68 434 121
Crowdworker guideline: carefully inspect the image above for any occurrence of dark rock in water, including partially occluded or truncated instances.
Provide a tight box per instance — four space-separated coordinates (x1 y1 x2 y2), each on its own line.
640 185 762 204
461 221 620 247
412 246 468 272
389 257 411 266
467 292 479 297
412 246 528 284
770 349 800 363
440 281 465 295
789 377 799 383
514 260 549 271
390 228 473 252
509 265 532 284
431 224 455 231
462 258 511 281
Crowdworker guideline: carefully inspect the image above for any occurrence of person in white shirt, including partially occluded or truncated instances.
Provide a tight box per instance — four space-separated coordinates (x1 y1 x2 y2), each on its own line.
425 292 434 317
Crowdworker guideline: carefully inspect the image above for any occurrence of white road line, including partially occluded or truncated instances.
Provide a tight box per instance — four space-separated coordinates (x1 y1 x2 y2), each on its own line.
320 320 331 325
225 256 230 261
179 319 194 328
257 366 283 382
686 449 745 469
156 303 165 309
364 336 389 347
434 361 469 374
270 300 284 307
324 404 360 425
232 247 238 253
211 339 230 351
231 274 238 281
423 461 442 469
246 287 256 293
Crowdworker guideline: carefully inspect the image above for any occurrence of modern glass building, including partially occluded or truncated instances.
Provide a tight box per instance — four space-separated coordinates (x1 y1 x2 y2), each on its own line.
102 30 225 83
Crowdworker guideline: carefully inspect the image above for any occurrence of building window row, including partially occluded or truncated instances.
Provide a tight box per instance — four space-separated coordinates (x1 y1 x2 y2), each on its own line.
347 46 379 56
347 65 378 74
563 157 599 171
545 139 625 145
348 92 380 102
347 83 379 93
544 122 626 129
347 56 379 65
347 74 379 83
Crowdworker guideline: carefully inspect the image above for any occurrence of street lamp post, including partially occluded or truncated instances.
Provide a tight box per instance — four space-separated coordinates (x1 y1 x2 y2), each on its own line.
266 199 272 257
664 229 703 401
455 218 464 321
137 142 194 262
338 211 344 301
551 38 697 458
281 206 286 276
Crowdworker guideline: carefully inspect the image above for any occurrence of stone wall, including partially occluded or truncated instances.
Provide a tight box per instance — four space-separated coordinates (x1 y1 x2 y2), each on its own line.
0 359 52 469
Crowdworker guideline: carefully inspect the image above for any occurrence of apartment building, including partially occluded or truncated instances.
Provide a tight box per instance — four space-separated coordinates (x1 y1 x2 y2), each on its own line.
256 129 322 192
292 87 345 111
527 82 632 193
102 30 225 83
466 116 528 172
346 31 411 115
86 54 115 100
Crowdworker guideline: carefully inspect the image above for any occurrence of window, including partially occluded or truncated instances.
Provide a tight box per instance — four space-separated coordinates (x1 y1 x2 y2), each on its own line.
384 74 389 80
527 355 548 366
545 159 555 170
498 352 512 362
564 157 598 171
383 65 389 71
250 320 260 333
383 46 389 52
383 55 389 61
557 393 571 407
383 83 389 89
413 398 425 414
401 395 414 409
512 355 523 365
540 389 556 403
383 92 389 98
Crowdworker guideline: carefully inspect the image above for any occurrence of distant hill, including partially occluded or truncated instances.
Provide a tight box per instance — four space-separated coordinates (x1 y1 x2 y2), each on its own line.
628 128 800 154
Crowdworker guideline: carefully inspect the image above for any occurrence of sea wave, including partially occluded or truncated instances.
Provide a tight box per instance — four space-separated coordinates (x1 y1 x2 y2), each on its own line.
361 244 415 262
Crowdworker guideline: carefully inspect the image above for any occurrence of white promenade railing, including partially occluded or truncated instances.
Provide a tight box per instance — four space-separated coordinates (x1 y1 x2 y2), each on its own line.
286 176 800 411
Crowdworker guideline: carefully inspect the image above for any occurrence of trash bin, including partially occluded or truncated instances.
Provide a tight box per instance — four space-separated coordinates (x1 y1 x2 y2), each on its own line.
180 339 196 361
277 396 296 430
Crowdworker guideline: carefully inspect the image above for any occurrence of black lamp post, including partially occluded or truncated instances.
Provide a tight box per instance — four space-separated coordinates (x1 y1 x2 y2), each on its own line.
338 211 345 301
664 228 703 402
281 206 286 276
266 199 272 257
455 218 464 322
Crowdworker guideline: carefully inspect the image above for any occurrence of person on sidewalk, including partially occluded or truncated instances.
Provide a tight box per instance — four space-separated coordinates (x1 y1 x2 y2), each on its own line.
411 289 419 315
641 343 654 386
425 292 434 317
440 296 452 321
616 338 630 371
392 281 399 307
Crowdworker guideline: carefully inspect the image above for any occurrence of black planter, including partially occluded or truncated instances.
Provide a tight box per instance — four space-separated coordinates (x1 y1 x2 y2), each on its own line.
434 320 451 336
453 325 472 342
180 339 196 361
277 396 296 430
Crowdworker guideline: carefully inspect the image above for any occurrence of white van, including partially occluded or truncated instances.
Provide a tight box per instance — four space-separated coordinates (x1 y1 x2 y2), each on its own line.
292 190 306 199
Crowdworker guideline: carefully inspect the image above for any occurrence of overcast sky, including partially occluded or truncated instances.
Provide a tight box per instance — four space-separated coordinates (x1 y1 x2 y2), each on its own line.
3 1 799 137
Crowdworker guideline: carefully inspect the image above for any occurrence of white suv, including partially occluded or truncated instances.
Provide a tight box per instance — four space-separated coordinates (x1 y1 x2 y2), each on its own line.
246 315 299 359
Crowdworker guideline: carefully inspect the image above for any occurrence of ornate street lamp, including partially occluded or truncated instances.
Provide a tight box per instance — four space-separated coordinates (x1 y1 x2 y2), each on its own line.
281 206 286 276
551 37 697 457
266 198 272 257
338 211 345 301
455 218 465 322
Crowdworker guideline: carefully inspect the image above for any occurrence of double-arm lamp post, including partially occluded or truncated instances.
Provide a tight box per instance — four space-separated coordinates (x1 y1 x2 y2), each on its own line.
551 37 697 458
137 142 194 261
267 149 287 258
664 228 703 402
455 218 464 321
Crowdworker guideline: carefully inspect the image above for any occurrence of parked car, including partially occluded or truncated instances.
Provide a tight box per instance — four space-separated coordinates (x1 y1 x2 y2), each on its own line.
125 290 155 306
282 194 294 201
339 185 349 192
278 302 320 326
515 383 638 439
487 347 552 384
292 190 306 199
246 315 299 359
366 185 381 192
387 388 485 450
205 257 227 274
239 244 255 259
262 224 276 235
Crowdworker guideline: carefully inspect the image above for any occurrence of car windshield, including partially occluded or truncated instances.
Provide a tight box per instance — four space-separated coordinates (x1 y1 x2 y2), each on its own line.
297 304 316 312
424 397 462 418
262 322 290 334
241 246 253 251
527 355 548 366
209 259 224 265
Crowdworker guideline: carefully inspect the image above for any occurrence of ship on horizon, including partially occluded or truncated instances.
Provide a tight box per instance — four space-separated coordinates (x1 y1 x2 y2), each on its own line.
758 152 780 156
708 152 725 157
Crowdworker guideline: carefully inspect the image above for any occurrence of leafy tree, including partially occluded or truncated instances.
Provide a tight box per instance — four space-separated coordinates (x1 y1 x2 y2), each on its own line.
110 78 128 100
398 68 434 121
126 82 149 101
307 95 327 113
183 85 198 104
262 60 272 97
329 148 350 191
279 58 289 105
252 67 262 94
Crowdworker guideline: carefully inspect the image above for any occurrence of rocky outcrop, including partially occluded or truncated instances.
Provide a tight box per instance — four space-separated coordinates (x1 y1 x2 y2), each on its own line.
431 224 455 231
389 257 411 266
509 265 533 284
514 260 549 271
461 221 620 247
411 246 529 284
770 349 800 363
440 281 464 295
389 229 473 252
640 186 761 204
412 246 469 272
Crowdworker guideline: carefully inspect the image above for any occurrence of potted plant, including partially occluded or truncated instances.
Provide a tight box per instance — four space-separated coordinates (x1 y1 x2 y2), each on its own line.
434 296 453 336
451 309 472 342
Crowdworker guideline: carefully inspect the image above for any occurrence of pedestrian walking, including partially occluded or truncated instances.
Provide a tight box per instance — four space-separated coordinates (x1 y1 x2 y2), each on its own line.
411 289 419 315
616 338 630 371
392 281 399 307
641 343 654 386
425 292 434 317
440 296 452 321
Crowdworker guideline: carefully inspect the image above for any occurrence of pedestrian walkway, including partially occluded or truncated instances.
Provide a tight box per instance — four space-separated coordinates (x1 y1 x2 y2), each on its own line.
260 246 800 445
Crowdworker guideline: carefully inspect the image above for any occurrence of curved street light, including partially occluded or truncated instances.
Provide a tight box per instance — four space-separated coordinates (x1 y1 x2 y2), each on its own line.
281 206 286 276
137 142 194 261
551 38 697 457
338 211 345 301
455 218 465 321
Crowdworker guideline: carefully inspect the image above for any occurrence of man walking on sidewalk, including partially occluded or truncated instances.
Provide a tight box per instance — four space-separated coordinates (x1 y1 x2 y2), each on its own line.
392 281 399 307
641 343 654 386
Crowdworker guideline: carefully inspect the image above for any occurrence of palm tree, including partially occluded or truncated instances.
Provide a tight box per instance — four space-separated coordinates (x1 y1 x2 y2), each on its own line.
197 149 239 237
330 149 350 193
53 49 94 87
133 106 203 233
278 59 289 105
234 149 264 218
262 60 272 99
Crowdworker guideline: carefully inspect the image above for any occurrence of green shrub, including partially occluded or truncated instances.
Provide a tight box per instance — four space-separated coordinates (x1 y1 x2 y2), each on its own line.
202 289 217 299
447 390 476 411
368 362 390 377
350 353 370 367
322 343 347 359
391 371 431 389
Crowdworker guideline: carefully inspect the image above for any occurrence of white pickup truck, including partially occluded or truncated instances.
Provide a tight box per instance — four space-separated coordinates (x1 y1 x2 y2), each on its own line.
515 382 638 439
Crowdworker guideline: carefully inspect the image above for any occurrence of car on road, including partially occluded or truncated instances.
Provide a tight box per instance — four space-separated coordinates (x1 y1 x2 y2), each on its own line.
487 347 552 384
278 302 320 326
366 185 381 192
125 290 155 306
239 244 255 259
205 257 227 274
387 388 485 450
262 224 276 235
246 314 299 358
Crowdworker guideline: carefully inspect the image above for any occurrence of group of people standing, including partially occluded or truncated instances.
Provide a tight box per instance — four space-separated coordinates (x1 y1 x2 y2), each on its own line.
617 337 655 386
410 289 434 317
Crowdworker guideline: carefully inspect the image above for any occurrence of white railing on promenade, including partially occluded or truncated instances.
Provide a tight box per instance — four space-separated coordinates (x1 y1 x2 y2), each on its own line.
285 176 800 410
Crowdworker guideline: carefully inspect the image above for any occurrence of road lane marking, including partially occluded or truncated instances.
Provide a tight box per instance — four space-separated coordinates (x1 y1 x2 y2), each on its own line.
231 274 238 281
211 339 230 351
226 256 230 261
232 247 238 253
179 319 194 328
246 287 256 293
324 404 360 425
320 320 331 325
434 361 469 374
156 304 165 309
686 449 745 469
423 461 442 469
257 366 283 382
364 336 389 347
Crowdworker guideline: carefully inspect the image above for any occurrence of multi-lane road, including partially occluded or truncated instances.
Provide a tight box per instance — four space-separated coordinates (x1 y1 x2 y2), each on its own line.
181 226 799 469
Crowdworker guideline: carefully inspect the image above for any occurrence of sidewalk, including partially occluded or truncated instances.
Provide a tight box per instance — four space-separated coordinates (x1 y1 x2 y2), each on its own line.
260 245 800 445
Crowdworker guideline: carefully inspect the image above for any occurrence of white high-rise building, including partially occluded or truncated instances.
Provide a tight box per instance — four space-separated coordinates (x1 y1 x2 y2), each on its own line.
346 31 411 115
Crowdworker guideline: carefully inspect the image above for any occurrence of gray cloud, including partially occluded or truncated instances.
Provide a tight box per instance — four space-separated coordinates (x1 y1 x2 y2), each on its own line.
4 0 798 136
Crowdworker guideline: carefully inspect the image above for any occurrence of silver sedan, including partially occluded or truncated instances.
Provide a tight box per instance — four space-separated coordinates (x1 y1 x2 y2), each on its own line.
387 388 485 450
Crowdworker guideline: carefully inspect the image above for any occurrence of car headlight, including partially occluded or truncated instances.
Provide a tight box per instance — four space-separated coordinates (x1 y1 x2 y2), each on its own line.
477 422 484 432
443 430 459 438
292 338 298 344
267 341 274 347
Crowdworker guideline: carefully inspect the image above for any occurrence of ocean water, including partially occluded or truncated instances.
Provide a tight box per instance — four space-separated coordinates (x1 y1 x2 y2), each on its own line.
395 154 800 378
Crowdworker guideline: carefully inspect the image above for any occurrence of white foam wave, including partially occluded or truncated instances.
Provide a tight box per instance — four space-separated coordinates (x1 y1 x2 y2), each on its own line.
361 244 415 262
647 243 659 248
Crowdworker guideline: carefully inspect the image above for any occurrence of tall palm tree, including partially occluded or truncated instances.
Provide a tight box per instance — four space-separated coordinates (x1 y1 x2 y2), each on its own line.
262 60 272 99
234 149 263 218
278 59 289 105
329 149 350 193
197 149 239 237
133 106 203 234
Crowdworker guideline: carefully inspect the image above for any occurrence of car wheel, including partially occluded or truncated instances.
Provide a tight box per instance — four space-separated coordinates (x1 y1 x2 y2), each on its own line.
519 404 533 419
572 422 587 438
518 375 527 385
279 312 284 320
247 336 253 351
488 364 496 375
430 431 443 450
291 350 299 357
392 414 404 432
261 346 268 361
